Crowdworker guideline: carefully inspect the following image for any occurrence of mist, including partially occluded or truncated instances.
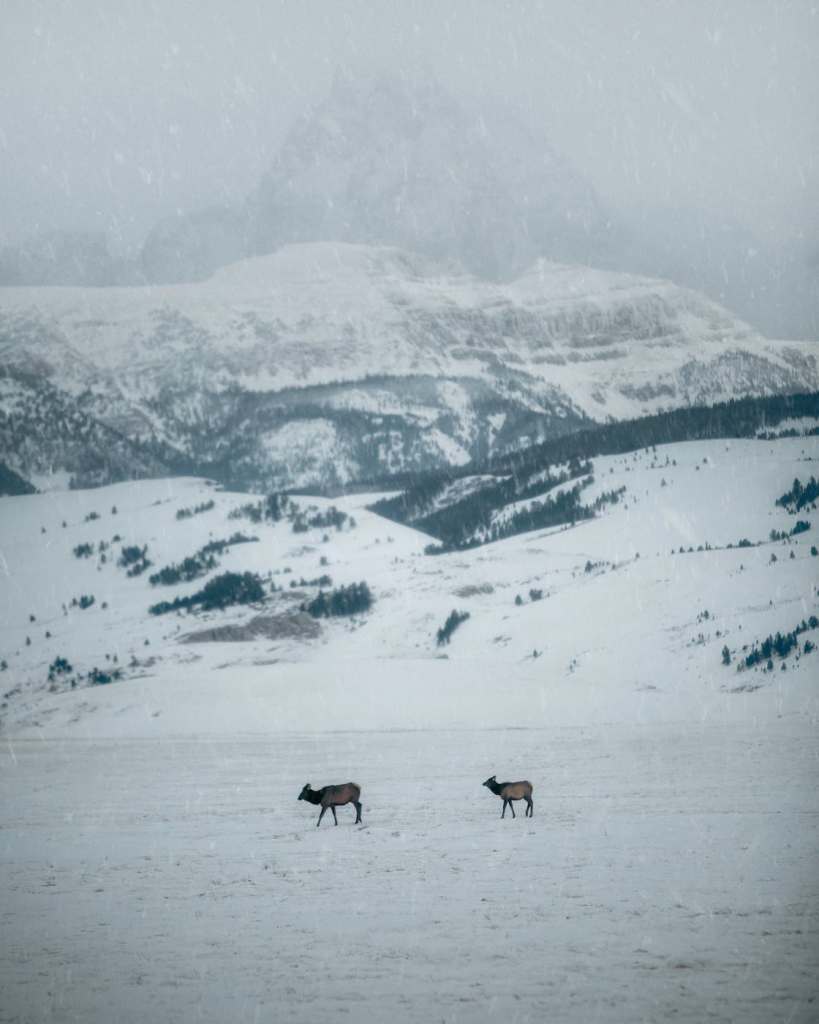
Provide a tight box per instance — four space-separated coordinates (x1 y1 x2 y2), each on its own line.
1 0 817 335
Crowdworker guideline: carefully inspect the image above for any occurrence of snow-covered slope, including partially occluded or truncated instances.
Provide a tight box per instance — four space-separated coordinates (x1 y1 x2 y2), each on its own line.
1 434 816 736
1 243 816 491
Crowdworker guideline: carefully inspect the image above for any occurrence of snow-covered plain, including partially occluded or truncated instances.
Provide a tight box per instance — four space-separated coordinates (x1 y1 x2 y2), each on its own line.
3 722 817 1024
1 436 818 1022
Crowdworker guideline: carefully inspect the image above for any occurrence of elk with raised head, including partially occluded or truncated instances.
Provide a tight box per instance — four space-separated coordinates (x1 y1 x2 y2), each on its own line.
482 775 533 818
298 782 363 826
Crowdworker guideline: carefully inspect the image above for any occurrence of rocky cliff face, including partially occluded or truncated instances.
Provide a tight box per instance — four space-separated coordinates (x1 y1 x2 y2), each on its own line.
1 242 816 491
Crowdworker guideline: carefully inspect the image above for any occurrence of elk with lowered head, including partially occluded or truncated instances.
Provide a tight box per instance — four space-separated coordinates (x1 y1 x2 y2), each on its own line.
298 782 363 826
482 775 533 818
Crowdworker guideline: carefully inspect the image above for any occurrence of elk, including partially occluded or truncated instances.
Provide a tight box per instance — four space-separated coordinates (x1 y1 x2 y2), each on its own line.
482 775 533 818
298 782 363 826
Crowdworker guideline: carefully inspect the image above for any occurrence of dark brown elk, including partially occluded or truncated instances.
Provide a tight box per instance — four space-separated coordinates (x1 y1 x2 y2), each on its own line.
298 782 363 826
482 775 533 818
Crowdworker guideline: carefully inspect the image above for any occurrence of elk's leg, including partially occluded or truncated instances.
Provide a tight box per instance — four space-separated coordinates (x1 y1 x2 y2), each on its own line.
527 798 533 817
331 806 338 826
509 800 516 818
354 801 362 824
317 806 327 827
501 799 507 818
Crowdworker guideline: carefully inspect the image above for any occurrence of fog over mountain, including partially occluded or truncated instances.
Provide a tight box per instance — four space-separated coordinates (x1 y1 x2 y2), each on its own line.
135 71 610 284
249 72 608 278
1 1 817 337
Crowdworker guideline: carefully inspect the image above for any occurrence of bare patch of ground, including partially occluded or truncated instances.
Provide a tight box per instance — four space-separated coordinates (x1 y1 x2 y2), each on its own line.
453 582 495 597
180 612 321 644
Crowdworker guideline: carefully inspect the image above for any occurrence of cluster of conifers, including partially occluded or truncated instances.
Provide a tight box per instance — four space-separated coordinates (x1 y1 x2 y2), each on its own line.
297 775 534 826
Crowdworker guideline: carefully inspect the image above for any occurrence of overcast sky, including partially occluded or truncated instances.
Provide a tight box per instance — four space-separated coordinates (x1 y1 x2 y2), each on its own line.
1 0 817 252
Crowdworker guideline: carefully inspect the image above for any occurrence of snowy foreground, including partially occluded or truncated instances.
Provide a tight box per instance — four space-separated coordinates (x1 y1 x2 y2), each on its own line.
2 721 817 1024
1 436 818 1021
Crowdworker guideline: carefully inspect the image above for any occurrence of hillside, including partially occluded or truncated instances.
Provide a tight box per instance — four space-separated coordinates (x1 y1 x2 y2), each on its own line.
371 391 819 548
1 433 817 735
1 243 816 492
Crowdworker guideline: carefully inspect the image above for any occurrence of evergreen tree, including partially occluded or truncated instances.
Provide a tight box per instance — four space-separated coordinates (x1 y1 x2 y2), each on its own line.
436 609 470 646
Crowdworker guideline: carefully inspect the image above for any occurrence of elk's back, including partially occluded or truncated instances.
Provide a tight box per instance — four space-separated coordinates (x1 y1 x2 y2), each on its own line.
501 781 533 800
321 782 361 805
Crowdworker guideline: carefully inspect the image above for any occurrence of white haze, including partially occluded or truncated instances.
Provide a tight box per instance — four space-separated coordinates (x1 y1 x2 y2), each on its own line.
1 0 816 252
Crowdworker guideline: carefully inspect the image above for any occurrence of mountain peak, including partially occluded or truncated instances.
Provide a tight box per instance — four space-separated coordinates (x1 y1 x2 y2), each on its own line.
249 69 606 278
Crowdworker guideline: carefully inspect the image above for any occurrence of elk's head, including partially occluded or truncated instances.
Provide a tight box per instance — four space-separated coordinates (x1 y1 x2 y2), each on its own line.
482 775 496 789
298 784 311 801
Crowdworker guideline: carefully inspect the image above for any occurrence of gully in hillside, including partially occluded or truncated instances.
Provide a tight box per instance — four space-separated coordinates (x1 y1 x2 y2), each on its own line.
298 782 363 826
482 775 534 818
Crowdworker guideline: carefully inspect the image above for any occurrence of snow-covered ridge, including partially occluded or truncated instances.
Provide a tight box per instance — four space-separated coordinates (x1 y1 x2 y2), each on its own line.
1 242 816 490
0 242 808 398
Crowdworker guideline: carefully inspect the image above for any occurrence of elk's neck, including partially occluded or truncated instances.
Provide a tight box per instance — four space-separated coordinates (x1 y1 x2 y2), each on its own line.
303 788 323 805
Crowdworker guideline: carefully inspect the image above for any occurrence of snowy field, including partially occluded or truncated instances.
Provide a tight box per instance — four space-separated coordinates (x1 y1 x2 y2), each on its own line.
1 435 818 1021
2 722 817 1023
